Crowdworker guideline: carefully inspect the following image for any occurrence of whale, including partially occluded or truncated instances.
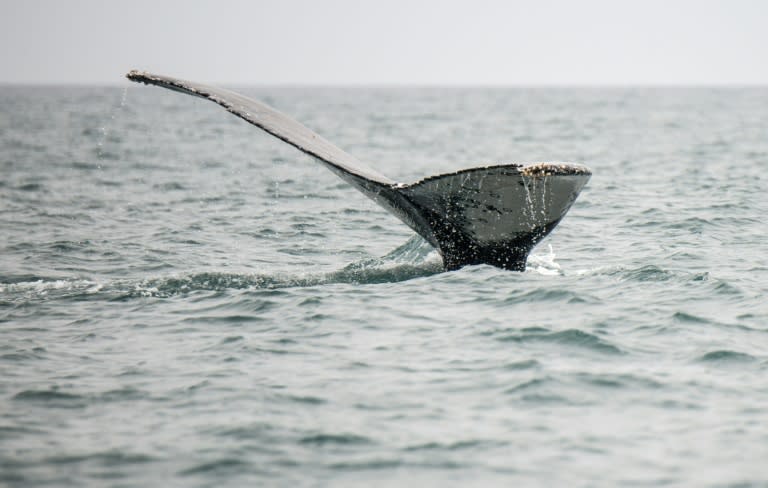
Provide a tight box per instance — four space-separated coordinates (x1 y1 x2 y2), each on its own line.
126 70 591 271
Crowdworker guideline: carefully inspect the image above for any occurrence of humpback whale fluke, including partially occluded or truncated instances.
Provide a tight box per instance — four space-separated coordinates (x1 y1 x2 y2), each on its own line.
126 70 591 271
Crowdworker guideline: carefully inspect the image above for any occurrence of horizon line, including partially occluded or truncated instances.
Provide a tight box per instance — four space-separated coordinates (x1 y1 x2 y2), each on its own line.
2 80 767 89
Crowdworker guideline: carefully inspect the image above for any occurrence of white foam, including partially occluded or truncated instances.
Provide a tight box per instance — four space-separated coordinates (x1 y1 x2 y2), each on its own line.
0 279 102 298
527 244 563 276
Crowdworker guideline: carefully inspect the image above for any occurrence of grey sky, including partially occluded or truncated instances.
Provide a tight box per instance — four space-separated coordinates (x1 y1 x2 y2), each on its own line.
1 0 766 85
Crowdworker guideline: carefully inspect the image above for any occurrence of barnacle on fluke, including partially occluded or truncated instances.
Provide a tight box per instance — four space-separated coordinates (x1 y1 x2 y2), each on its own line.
127 70 591 271
520 162 592 177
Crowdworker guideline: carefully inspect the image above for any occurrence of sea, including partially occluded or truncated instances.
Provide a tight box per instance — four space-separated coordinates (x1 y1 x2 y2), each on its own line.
1 83 767 487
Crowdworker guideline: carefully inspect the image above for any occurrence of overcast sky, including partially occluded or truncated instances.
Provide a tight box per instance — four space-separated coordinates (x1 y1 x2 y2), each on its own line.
1 0 766 85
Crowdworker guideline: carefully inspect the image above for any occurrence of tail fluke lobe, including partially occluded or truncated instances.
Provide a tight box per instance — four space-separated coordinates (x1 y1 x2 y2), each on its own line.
399 164 591 270
125 70 393 185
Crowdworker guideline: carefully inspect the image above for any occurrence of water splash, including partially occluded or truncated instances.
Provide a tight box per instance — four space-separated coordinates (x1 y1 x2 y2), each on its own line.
0 279 103 303
527 244 562 275
96 87 128 161
521 176 534 223
0 237 442 302
127 238 441 297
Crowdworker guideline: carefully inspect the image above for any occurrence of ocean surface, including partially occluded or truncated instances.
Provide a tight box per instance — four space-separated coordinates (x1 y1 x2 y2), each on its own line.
1 83 767 487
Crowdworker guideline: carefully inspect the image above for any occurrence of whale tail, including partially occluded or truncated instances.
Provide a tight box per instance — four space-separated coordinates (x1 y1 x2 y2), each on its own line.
126 70 590 271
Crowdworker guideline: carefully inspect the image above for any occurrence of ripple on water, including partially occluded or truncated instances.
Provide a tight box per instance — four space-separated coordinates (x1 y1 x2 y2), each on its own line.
327 459 403 471
0 425 46 440
12 389 88 409
696 350 758 364
615 265 677 282
502 359 541 370
497 328 624 355
672 311 713 324
15 182 44 192
299 433 372 446
574 372 664 390
281 394 327 405
503 376 570 404
44 451 156 467
403 439 506 451
503 287 594 304
179 458 249 476
11 386 153 410
0 348 47 362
